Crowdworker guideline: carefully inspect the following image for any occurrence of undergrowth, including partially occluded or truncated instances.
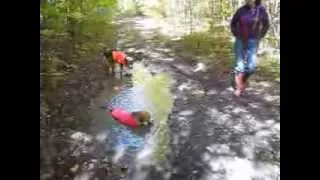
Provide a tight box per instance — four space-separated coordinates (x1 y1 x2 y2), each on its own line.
40 0 117 76
256 54 280 81
173 25 279 81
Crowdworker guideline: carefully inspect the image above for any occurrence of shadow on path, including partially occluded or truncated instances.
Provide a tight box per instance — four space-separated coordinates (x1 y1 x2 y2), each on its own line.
116 17 280 180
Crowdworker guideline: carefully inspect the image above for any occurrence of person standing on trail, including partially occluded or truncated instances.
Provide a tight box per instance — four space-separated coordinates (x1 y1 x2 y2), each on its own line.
230 0 270 96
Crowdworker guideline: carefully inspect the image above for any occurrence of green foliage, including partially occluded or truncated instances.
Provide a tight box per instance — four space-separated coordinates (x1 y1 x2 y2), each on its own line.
178 27 233 70
116 0 141 16
40 0 117 74
144 0 167 18
256 54 280 81
120 0 280 80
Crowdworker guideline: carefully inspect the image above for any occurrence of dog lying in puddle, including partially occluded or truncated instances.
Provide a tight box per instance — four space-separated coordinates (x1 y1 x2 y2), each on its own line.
101 106 152 129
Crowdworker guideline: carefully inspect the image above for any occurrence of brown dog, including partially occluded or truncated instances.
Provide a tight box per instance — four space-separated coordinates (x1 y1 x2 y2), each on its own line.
102 48 129 76
131 111 152 126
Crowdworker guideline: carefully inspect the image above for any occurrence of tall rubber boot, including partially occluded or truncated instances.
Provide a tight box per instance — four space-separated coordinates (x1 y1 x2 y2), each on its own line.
234 72 245 96
243 71 253 87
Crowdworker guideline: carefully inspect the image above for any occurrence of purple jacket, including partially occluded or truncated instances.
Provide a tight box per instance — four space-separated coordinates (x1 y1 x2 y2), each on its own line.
231 5 270 40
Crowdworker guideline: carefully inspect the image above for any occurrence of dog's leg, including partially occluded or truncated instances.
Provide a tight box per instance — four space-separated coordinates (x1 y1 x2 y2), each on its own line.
102 54 110 76
120 64 123 78
104 58 110 76
106 56 115 76
111 62 115 76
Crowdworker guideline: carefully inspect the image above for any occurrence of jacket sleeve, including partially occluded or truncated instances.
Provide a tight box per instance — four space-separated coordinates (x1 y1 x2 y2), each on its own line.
259 7 270 39
230 9 241 37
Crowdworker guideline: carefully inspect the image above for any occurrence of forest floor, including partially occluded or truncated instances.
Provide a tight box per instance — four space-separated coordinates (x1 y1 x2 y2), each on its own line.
40 16 280 180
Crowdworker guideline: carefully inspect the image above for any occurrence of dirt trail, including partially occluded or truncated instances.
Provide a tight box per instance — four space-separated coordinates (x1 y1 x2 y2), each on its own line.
40 16 280 180
116 17 280 180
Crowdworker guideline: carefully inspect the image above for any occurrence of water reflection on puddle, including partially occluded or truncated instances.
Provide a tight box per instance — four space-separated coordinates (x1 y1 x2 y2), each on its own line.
110 127 144 152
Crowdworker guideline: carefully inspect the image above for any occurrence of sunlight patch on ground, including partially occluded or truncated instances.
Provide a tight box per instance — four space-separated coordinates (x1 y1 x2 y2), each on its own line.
71 132 92 143
191 89 206 96
145 64 167 74
253 163 280 180
227 87 234 92
248 102 261 109
180 128 191 137
246 119 265 131
178 81 192 91
135 18 160 30
136 145 153 163
126 47 136 52
178 109 194 116
131 135 157 180
140 31 156 38
240 114 256 123
172 134 179 145
70 164 80 173
159 26 182 37
202 151 212 162
255 129 273 138
202 155 279 180
206 107 232 125
74 171 94 180
219 89 232 96
232 123 246 134
155 47 172 53
113 146 127 163
174 64 193 75
193 62 207 72
203 156 254 180
161 57 175 61
206 107 220 116
272 123 280 132
134 48 149 54
263 94 280 102
219 114 233 124
95 131 108 142
241 136 256 160
176 116 187 123
222 104 234 114
170 37 182 41
126 56 134 61
176 115 191 130
177 79 204 93
149 52 162 59
232 107 249 114
258 81 272 87
206 144 236 156
206 89 218 95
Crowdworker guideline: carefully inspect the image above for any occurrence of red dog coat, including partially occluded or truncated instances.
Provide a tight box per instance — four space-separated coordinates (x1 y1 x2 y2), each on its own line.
109 108 139 128
112 51 127 65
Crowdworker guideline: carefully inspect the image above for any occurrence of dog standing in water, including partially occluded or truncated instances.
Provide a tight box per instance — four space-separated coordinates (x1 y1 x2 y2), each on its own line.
102 48 129 76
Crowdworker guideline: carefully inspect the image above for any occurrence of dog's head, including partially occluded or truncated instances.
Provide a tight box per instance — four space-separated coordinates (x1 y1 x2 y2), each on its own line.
103 47 115 56
132 111 152 125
